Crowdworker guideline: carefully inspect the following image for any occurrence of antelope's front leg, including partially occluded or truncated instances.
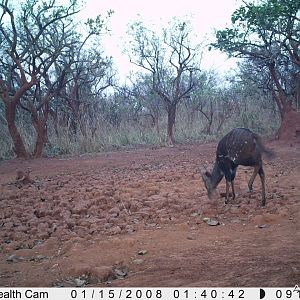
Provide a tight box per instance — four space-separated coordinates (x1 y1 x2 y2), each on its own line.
248 165 260 192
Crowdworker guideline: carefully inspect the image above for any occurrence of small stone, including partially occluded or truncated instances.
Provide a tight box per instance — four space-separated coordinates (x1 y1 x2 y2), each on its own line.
114 267 128 279
29 255 48 262
126 228 135 234
203 218 220 226
187 233 196 240
258 224 268 229
138 250 148 255
74 278 86 287
132 259 144 265
6 255 25 263
190 210 201 217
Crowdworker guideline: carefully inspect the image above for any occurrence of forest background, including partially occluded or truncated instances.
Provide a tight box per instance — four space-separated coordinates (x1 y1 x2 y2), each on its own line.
0 0 299 160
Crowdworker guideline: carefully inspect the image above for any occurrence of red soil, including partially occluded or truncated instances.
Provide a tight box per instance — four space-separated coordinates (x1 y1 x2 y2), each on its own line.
0 141 299 287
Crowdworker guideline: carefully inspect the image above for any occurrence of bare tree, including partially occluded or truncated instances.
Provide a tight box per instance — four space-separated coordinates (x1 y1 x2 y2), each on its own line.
0 0 80 158
130 74 164 138
58 47 114 137
127 19 201 144
0 0 114 158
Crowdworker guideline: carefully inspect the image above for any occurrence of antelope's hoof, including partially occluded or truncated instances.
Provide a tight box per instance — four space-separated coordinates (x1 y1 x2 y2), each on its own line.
220 192 233 198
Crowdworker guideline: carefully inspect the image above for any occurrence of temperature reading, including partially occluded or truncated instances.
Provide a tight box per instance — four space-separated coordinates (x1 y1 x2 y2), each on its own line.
275 290 292 298
274 287 300 299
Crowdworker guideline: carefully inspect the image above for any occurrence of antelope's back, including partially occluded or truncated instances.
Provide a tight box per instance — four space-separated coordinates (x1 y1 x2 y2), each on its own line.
216 128 261 166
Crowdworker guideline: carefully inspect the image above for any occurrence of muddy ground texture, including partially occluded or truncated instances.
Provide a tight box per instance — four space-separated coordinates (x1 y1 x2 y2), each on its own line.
0 140 299 287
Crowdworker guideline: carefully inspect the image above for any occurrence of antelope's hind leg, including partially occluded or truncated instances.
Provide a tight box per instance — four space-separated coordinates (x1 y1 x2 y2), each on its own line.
258 166 266 206
248 165 260 192
224 180 235 204
231 180 236 200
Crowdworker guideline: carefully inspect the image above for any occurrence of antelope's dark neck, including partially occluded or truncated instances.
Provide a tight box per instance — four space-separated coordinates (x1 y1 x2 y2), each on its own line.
210 162 224 189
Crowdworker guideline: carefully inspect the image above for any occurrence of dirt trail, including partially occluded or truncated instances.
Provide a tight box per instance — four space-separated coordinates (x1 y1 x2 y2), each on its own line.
0 141 299 287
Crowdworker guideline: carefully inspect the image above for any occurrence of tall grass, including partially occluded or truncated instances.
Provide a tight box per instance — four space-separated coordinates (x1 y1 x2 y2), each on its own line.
0 100 280 160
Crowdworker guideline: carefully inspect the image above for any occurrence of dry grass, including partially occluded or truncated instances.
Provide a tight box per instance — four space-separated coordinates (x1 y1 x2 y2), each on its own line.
0 102 279 160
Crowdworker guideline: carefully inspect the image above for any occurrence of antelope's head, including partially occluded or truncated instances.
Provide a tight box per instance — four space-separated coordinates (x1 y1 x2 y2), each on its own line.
201 169 214 199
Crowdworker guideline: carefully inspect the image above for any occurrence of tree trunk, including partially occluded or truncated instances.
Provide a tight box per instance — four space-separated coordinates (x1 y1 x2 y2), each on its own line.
268 62 300 141
206 118 213 135
0 58 37 159
167 103 176 145
271 88 284 120
206 102 213 135
33 121 48 158
269 62 287 118
32 108 49 158
49 108 59 136
5 102 30 159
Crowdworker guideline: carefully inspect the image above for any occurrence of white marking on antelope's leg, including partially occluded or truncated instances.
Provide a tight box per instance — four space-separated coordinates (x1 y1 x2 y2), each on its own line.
248 166 260 192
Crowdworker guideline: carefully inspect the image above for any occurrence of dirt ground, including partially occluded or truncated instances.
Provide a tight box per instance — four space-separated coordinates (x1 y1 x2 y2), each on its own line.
0 140 299 287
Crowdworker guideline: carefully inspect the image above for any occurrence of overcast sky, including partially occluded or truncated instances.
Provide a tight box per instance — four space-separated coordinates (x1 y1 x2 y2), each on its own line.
80 0 243 79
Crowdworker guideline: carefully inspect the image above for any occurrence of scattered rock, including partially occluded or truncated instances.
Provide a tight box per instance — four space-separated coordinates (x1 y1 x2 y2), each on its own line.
29 255 48 262
187 233 196 240
138 250 148 255
132 259 144 265
190 210 201 217
74 278 87 287
126 226 135 234
113 267 128 279
203 218 220 226
132 219 140 224
6 254 25 263
257 224 268 229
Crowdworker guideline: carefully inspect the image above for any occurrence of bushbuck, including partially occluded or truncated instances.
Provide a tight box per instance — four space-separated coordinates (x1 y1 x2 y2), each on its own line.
201 128 274 206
